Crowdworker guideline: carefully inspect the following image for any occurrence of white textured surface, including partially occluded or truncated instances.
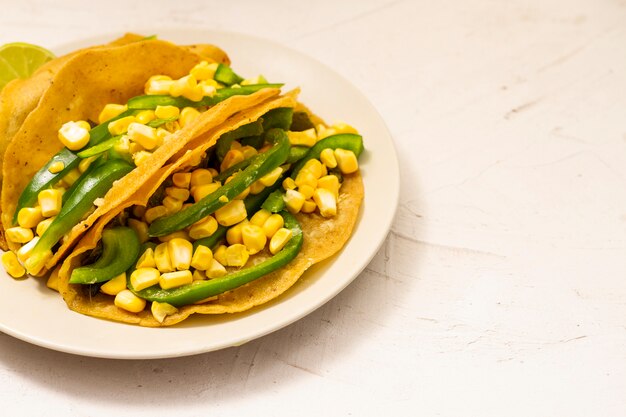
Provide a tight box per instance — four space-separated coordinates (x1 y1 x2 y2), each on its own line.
1 0 626 415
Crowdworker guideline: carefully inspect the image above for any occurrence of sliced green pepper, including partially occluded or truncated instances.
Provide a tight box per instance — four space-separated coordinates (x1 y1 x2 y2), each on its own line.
262 108 293 131
261 190 285 213
286 146 309 164
133 211 303 306
213 64 244 86
291 133 364 178
148 129 290 236
69 227 140 284
77 136 122 158
215 120 264 162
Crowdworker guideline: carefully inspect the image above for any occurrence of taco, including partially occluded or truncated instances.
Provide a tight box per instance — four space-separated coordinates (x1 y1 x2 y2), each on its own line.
0 36 282 277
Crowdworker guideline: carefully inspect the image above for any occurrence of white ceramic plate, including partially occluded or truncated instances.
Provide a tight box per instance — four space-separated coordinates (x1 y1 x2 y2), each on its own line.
0 29 399 359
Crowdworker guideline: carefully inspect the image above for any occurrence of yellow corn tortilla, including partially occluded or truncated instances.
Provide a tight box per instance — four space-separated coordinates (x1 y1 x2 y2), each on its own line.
58 99 364 327
1 38 280 273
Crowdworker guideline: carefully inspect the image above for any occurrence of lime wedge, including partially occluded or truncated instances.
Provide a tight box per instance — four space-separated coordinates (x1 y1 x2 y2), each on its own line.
0 42 55 90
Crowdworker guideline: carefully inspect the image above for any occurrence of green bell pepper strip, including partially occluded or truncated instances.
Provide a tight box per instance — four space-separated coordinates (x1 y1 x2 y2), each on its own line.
148 128 290 237
262 108 293 131
69 226 140 284
61 156 106 205
133 211 303 307
213 64 244 86
126 84 283 110
240 135 264 149
146 116 178 128
261 189 285 213
286 146 309 164
215 120 264 162
25 159 134 273
77 136 122 158
291 133 364 178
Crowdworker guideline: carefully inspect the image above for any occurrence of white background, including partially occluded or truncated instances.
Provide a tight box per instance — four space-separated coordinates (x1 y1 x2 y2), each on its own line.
2 0 626 415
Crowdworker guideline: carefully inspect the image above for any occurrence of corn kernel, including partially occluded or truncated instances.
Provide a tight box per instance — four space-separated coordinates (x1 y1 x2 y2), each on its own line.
220 149 244 171
6 227 34 244
151 301 178 323
190 61 218 80
154 242 174 273
199 81 217 97
145 75 173 95
249 209 271 227
283 189 305 214
298 184 315 200
316 124 336 140
295 170 318 189
17 207 43 229
206 258 227 278
234 186 250 200
127 122 158 150
36 217 55 237
160 270 193 289
282 177 296 190
156 128 170 142
213 245 228 265
108 115 136 136
259 167 283 187
287 128 317 147
16 236 39 263
165 187 190 201
114 289 146 313
169 75 196 97
60 168 80 187
241 75 267 85
249 180 265 195
192 270 206 281
313 188 337 217
136 248 156 269
320 148 337 168
190 168 213 186
334 148 359 174
191 183 220 202
242 224 267 255
172 172 191 189
162 196 183 214
269 228 293 254
78 155 97 173
135 110 156 124
179 107 201 128
132 205 146 218
301 199 317 213
2 251 25 278
100 272 127 296
48 161 65 174
191 245 213 271
215 200 247 226
188 215 218 240
167 238 193 271
46 266 60 291
98 103 127 124
127 218 149 243
331 122 358 134
130 267 160 291
129 141 144 155
133 150 152 167
164 120 181 133
226 220 245 245
225 244 249 267
262 214 284 238
58 121 90 151
239 146 257 161
302 159 324 179
317 175 340 197
113 135 130 154
157 230 190 243
155 105 180 120
145 205 168 223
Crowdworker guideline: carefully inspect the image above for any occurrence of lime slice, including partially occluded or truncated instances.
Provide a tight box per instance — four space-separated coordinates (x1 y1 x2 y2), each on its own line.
0 42 55 90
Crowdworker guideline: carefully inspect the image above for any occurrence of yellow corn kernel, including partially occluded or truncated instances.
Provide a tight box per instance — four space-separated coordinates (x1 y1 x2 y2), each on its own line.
206 258 227 278
262 213 284 238
135 110 156 124
190 61 218 80
114 289 146 313
2 251 25 278
331 122 358 134
170 74 196 97
334 148 359 174
215 200 247 226
165 120 181 133
154 105 180 120
78 155 97 173
113 135 130 155
130 267 160 291
249 180 265 195
133 150 153 167
269 227 293 254
151 301 178 323
302 159 324 179
172 172 191 189
145 75 173 95
154 243 174 273
234 186 250 200
36 216 55 237
188 215 218 240
250 209 272 227
287 128 317 147
213 245 228 265
156 127 170 142
191 183 220 202
320 148 338 168
108 115 136 136
313 188 337 217
298 184 315 200
316 124 336 140
167 238 193 271
317 175 340 197
207 167 218 177
190 168 213 187
179 107 201 128
128 141 144 155
240 146 258 160
100 272 127 296
127 218 149 243
283 189 305 214
162 196 183 214
16 236 39 263
220 149 244 171
160 270 193 290
301 199 317 214
241 75 267 85
132 205 146 218
242 224 267 255
198 80 217 97
225 244 249 267
192 270 206 281
145 205 168 224
6 227 33 244
46 266 61 291
183 83 205 101
165 187 190 201
48 161 65 174
98 103 127 124
127 122 158 150
259 167 283 187
60 168 80 187
190 245 213 271
282 177 296 190
17 207 43 229
157 230 190 243
58 121 90 151
295 170 318 189
226 220 246 245
136 248 156 269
